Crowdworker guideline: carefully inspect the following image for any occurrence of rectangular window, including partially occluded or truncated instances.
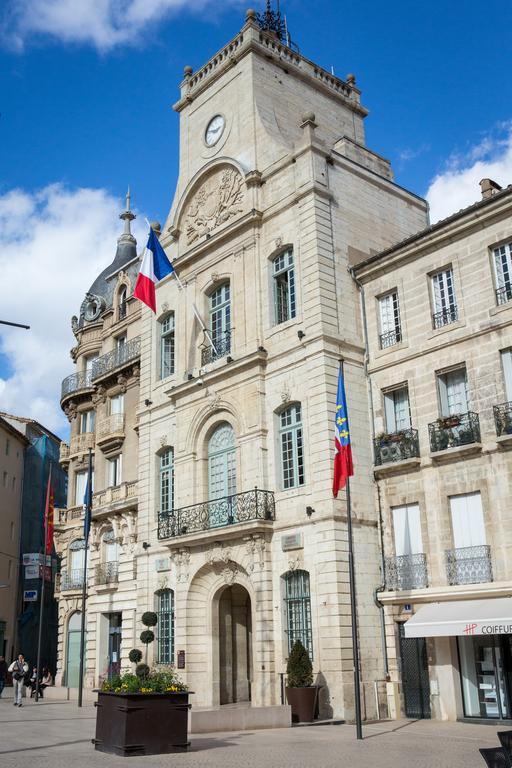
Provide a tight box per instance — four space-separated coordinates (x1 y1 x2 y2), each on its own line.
431 268 458 328
108 455 122 487
110 394 124 415
5 438 10 456
493 243 512 305
280 404 304 489
80 410 96 433
11 476 15 492
273 249 296 325
75 471 87 505
437 367 469 416
501 349 512 402
383 386 411 432
160 450 173 513
378 291 402 348
160 314 175 379
116 334 127 349
392 503 423 556
156 590 175 665
450 492 486 549
3 471 7 487
284 571 313 660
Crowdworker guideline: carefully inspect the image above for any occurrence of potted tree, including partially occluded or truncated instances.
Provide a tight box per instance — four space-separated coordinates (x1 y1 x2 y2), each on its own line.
285 640 317 723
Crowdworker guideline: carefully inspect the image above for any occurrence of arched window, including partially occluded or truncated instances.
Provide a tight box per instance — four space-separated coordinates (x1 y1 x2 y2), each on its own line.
160 313 175 379
118 286 127 320
208 423 236 500
279 404 305 489
283 570 313 659
203 283 231 364
160 449 174 513
273 249 296 325
155 589 175 665
66 611 84 687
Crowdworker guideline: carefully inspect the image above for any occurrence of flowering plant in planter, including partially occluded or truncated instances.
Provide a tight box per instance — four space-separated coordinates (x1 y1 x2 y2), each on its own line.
101 668 188 694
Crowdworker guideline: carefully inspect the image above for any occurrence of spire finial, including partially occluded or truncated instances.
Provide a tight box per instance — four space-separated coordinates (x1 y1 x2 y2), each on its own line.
255 1 292 46
119 187 136 243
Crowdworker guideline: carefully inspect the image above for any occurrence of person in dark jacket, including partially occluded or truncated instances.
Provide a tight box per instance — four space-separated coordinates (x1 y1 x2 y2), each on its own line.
0 656 7 698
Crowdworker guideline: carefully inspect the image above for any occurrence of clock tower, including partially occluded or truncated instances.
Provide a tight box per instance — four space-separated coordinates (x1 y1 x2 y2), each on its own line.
136 7 428 721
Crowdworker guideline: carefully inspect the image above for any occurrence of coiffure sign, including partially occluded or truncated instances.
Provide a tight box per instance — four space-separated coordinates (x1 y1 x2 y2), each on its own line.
464 623 512 635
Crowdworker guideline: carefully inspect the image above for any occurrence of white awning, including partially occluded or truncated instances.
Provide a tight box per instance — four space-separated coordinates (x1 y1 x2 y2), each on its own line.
404 598 512 638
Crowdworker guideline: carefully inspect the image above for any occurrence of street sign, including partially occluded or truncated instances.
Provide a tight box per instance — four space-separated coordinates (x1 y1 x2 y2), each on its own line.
25 565 40 579
177 650 185 669
23 553 43 566
23 590 38 602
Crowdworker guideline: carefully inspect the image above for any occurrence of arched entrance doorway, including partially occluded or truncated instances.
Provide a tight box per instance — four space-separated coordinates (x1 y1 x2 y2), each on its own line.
218 584 252 705
66 611 83 687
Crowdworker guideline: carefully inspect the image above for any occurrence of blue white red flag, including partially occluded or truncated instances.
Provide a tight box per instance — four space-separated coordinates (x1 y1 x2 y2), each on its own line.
134 227 174 312
333 365 354 497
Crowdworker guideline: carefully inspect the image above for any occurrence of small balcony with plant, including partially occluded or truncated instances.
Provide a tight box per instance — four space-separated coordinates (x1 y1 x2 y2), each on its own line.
494 401 512 447
384 553 428 591
373 428 420 476
445 545 493 586
428 411 481 460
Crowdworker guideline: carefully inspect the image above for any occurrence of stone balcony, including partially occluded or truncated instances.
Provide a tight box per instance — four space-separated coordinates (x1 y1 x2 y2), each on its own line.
55 505 84 528
69 432 95 458
91 336 140 383
59 442 70 466
96 414 125 452
158 487 275 544
93 480 138 517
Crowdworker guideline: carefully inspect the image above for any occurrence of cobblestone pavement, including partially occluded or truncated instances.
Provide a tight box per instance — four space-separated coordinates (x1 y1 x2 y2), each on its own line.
0 697 502 767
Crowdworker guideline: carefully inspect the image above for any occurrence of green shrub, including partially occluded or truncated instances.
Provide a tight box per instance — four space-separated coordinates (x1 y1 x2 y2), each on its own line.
141 611 158 627
140 629 155 644
128 649 142 664
136 663 150 679
286 640 313 688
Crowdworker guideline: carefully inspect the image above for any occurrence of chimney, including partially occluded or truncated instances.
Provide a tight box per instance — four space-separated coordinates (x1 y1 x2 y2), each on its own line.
479 178 502 200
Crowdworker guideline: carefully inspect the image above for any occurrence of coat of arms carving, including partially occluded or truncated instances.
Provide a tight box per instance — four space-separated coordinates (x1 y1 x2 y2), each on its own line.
184 167 244 245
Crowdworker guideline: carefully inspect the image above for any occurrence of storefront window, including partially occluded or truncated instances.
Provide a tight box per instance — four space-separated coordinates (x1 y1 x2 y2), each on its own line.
458 636 511 719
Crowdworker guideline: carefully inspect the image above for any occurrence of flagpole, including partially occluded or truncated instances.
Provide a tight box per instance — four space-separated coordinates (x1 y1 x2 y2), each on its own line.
35 463 52 702
340 358 363 740
78 448 92 708
144 219 219 357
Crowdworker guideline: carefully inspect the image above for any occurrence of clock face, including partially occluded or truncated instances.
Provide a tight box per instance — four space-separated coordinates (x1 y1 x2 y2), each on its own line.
205 114 225 146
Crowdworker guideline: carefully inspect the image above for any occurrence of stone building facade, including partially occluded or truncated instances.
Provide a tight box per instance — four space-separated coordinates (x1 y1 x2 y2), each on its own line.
55 195 141 688
133 11 427 721
353 181 512 722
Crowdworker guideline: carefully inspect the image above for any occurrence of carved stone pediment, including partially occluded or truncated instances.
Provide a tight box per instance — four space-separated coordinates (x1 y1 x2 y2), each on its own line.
182 166 245 245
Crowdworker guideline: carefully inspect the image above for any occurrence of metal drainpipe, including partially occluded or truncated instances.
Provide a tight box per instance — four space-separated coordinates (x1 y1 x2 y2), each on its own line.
349 266 389 678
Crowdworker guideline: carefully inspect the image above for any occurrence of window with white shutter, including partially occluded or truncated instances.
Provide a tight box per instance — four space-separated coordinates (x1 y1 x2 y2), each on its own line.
378 291 401 348
431 268 458 328
493 243 512 305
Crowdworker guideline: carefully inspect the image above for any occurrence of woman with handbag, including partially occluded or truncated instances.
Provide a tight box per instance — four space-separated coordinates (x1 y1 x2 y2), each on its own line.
8 654 29 707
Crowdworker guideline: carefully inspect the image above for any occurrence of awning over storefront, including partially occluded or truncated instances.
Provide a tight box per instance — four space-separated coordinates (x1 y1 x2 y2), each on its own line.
404 598 512 638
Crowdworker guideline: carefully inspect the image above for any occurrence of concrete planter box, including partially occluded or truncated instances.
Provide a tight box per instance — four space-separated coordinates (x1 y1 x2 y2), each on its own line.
93 690 191 756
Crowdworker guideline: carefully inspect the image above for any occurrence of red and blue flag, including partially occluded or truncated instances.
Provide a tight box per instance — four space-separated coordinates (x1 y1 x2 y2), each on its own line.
134 226 175 312
333 366 354 496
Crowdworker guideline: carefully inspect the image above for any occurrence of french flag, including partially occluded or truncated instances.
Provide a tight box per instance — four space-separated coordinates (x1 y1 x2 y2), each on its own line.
134 227 174 312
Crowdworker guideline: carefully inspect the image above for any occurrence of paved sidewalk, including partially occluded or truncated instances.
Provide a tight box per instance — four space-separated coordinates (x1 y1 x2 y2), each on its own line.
0 697 502 767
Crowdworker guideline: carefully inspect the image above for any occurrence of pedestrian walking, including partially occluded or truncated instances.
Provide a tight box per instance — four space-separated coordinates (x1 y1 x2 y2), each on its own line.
0 656 7 698
8 655 28 707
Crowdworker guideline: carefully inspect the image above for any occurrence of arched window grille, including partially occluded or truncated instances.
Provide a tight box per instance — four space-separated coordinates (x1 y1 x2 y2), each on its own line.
155 589 175 664
160 313 175 379
273 249 296 324
279 404 305 489
284 570 313 659
160 449 174 514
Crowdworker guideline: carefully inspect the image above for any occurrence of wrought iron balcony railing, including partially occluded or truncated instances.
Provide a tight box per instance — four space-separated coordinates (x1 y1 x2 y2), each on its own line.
385 553 428 591
91 336 140 380
428 411 480 452
61 370 93 399
95 561 119 586
379 328 402 349
374 428 420 466
118 301 127 320
158 487 275 540
445 545 493 586
494 402 512 437
201 330 231 366
432 305 458 329
60 569 85 591
496 285 512 306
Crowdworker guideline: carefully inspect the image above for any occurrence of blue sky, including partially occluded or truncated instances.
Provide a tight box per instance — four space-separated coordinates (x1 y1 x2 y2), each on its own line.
0 0 511 435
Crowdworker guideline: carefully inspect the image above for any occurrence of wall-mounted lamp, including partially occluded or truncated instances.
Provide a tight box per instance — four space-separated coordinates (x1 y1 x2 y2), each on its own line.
142 542 151 550
306 506 315 518
298 330 306 340
226 355 233 363
187 373 194 381
144 399 153 407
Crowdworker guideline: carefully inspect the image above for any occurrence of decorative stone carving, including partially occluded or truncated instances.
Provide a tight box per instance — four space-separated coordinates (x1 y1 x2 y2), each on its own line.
171 548 190 583
281 384 291 404
161 302 169 314
132 365 140 382
117 373 128 393
244 534 266 573
159 435 167 448
206 389 221 411
80 292 106 324
275 237 283 249
158 575 169 591
92 384 107 405
184 167 245 245
288 555 303 571
206 543 232 566
221 563 238 585
64 401 78 422
70 345 79 363
71 315 79 337
210 272 220 284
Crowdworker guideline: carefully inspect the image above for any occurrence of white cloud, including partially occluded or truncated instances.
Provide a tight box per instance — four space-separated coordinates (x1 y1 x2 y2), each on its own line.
0 184 147 436
426 123 512 224
2 0 244 52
